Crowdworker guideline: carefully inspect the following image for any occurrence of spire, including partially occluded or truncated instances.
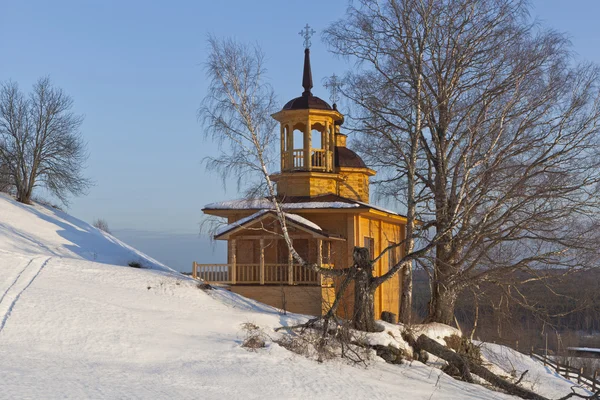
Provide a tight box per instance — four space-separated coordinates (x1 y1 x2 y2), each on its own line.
299 24 316 97
302 48 313 96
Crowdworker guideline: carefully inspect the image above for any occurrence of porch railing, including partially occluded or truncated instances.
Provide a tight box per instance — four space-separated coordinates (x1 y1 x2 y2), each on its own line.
192 262 332 285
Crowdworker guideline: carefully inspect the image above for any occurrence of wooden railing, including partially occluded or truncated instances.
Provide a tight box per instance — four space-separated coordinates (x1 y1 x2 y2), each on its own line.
530 350 600 391
285 149 328 171
292 149 305 169
192 262 331 286
311 149 326 170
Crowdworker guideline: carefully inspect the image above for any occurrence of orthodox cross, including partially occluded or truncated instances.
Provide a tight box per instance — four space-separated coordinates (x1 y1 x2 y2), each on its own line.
299 24 316 49
324 73 343 105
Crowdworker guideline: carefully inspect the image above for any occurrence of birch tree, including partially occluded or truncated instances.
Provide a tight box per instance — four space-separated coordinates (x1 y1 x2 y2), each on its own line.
325 0 600 324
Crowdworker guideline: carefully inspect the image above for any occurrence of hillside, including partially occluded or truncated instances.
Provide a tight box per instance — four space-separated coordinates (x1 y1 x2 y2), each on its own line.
0 194 589 399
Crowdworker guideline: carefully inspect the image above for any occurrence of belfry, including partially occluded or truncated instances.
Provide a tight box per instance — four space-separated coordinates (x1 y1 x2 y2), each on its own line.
197 26 407 320
271 26 375 202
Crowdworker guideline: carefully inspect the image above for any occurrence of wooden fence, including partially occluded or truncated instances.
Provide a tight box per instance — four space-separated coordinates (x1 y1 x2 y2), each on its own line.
530 350 600 391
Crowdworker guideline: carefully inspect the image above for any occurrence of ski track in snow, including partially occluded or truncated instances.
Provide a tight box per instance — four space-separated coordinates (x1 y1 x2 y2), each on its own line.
0 256 51 333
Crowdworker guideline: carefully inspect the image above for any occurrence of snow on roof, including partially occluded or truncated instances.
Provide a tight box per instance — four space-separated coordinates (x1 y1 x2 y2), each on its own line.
353 199 400 215
284 213 321 231
204 198 362 210
215 209 322 237
215 210 269 236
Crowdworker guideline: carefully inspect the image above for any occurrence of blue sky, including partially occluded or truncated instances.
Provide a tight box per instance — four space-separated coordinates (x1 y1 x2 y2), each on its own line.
1 0 599 270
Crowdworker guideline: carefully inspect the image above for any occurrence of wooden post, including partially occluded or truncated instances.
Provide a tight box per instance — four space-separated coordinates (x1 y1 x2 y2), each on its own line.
515 340 519 352
324 121 330 171
231 239 237 284
260 238 265 285
305 118 311 170
565 361 570 379
280 125 285 169
287 124 296 170
593 370 598 391
192 261 197 279
578 367 583 384
317 239 323 267
288 238 294 285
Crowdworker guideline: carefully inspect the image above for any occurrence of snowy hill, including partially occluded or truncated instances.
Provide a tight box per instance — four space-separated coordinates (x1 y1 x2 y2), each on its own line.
0 194 588 399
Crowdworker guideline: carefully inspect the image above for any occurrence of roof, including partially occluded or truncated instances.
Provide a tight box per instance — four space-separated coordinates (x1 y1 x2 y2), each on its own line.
204 194 406 218
214 209 342 240
282 94 332 111
335 146 367 169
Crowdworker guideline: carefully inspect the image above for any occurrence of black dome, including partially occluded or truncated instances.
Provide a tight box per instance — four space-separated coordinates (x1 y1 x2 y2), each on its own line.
282 94 332 111
335 147 367 169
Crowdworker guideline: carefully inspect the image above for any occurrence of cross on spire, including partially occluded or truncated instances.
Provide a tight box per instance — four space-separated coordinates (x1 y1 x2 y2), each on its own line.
324 73 343 106
299 24 316 49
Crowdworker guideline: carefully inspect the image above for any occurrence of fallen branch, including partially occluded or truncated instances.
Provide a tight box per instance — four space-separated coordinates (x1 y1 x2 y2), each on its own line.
557 388 600 400
516 370 529 385
416 334 547 400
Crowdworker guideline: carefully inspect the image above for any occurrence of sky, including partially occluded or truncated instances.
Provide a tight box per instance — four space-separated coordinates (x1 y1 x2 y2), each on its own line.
2 0 600 271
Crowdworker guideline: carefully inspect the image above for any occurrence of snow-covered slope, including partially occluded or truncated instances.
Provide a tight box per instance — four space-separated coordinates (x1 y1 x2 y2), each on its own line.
0 193 172 271
0 194 587 399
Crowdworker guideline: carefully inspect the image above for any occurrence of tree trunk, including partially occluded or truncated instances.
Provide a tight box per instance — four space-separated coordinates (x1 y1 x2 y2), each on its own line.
352 247 377 332
16 187 32 204
426 278 458 325
399 262 413 323
426 238 459 324
415 334 473 383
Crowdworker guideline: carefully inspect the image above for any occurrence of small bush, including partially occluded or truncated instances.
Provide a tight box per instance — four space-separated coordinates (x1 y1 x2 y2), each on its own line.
241 322 267 351
93 218 111 234
128 261 143 268
197 282 213 290
444 334 481 363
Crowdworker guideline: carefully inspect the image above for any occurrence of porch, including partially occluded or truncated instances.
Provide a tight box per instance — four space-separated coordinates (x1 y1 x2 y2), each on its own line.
191 262 332 285
193 209 342 287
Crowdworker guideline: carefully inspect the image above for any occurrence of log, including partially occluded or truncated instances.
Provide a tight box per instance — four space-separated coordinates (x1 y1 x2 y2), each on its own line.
416 334 548 400
415 334 473 383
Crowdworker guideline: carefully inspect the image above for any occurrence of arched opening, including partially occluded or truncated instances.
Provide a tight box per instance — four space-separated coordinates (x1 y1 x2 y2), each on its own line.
311 123 326 170
292 122 306 169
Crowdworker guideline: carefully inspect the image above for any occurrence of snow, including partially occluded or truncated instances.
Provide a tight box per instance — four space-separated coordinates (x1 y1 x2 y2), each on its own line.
480 342 591 399
284 212 322 231
215 210 322 237
204 197 406 217
0 193 173 272
215 210 269 236
205 198 362 210
0 193 586 399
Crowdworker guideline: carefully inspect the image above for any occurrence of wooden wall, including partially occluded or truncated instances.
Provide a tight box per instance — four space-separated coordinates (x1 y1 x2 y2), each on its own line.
221 210 406 321
230 285 323 316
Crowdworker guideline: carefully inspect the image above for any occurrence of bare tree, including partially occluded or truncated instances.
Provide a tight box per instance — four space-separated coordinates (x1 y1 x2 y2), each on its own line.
325 0 600 325
199 36 432 332
0 77 90 205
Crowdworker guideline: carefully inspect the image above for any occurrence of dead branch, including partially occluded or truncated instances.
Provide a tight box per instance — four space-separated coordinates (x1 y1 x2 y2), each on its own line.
416 334 547 400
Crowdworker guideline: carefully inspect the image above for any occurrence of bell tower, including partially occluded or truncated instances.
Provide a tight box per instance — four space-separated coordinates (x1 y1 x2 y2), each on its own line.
270 25 375 201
